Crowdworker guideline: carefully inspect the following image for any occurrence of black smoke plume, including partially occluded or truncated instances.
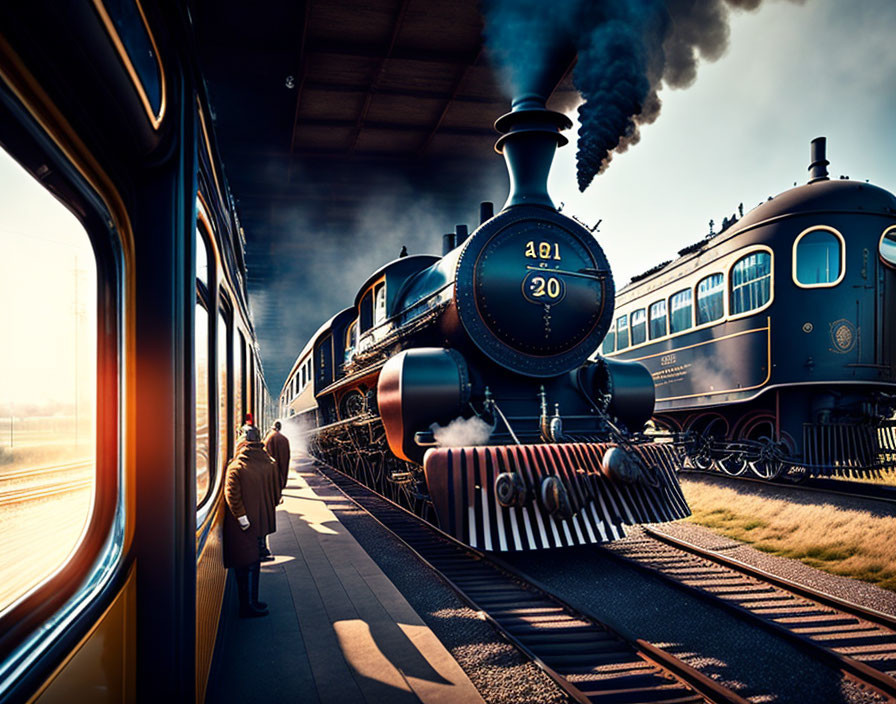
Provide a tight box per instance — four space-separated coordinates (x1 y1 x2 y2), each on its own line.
482 0 803 191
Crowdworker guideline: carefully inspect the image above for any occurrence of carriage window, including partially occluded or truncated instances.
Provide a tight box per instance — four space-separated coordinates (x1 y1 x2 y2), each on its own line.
669 289 693 333
696 273 725 325
234 330 243 438
0 148 98 613
731 251 772 315
374 282 387 325
196 227 208 288
360 290 373 331
345 320 357 362
881 227 896 269
616 315 629 349
795 229 842 286
602 326 616 354
630 309 647 345
217 311 229 478
195 304 210 504
649 300 667 339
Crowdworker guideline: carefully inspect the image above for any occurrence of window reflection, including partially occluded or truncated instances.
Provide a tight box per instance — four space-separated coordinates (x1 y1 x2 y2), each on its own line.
881 227 896 269
630 309 647 346
616 315 629 349
0 146 97 612
649 300 667 339
217 311 229 475
602 327 616 354
731 251 772 315
696 274 725 325
669 289 693 333
196 227 208 288
796 230 841 285
196 304 210 504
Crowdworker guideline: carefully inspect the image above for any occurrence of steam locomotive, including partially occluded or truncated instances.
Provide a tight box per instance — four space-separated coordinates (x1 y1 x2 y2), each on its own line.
605 138 896 480
281 95 690 550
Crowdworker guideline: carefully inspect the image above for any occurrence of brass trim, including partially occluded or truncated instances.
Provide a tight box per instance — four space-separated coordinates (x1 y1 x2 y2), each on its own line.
90 0 166 129
879 225 896 270
196 100 224 212
791 225 846 288
640 318 772 402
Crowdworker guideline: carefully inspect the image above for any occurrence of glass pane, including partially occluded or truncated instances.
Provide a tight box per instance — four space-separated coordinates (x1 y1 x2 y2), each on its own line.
217 311 228 477
696 273 725 325
196 228 209 288
233 329 242 443
602 330 615 354
731 252 772 315
670 289 693 333
0 147 97 612
196 303 210 504
881 228 896 268
616 315 629 349
796 230 841 285
630 309 647 345
649 300 667 339
374 283 386 325
102 0 163 115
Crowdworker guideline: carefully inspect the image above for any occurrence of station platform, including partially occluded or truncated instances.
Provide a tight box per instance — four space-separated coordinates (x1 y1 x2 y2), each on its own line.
206 456 485 704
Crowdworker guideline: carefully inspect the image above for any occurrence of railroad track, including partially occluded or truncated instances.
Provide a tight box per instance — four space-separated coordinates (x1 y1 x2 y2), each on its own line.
314 460 748 704
680 469 896 507
0 476 93 504
604 526 896 702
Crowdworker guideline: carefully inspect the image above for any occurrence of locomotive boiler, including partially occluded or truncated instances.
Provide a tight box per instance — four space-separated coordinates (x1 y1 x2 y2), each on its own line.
605 138 896 480
281 93 690 550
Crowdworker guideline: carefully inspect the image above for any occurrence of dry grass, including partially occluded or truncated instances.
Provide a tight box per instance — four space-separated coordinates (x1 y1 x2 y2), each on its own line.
681 479 896 592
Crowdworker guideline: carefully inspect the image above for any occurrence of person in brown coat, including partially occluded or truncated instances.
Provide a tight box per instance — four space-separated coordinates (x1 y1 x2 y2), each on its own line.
223 425 280 618
263 420 291 491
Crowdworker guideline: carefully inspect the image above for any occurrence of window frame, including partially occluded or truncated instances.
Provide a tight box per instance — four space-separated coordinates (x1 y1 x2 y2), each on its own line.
880 225 896 270
728 246 774 319
615 314 630 350
648 300 667 340
695 272 726 326
629 308 647 346
0 101 125 675
194 210 216 512
792 225 845 289
668 287 694 334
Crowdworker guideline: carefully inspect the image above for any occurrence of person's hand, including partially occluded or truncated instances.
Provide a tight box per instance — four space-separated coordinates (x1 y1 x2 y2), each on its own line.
238 515 250 531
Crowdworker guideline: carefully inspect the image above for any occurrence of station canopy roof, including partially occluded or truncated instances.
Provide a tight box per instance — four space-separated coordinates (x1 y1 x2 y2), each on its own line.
191 0 575 387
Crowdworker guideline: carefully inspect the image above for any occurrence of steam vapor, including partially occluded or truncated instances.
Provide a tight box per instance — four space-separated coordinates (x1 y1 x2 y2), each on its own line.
482 0 804 191
430 416 494 448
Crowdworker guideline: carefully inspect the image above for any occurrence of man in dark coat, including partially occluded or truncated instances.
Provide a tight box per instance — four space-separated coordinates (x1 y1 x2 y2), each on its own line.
263 420 291 491
223 425 280 617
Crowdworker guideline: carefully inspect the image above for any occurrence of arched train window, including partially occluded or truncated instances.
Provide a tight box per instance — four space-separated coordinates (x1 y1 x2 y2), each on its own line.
730 250 772 315
793 227 843 287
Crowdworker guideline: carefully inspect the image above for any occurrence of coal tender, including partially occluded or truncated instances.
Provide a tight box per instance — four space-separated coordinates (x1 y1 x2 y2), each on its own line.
282 95 690 550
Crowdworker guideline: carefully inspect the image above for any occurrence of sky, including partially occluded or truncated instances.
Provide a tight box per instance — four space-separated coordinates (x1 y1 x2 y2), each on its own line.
548 0 896 288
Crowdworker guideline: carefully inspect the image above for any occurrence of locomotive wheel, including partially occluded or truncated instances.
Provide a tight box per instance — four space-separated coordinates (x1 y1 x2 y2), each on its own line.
716 452 747 476
691 436 715 471
748 436 785 480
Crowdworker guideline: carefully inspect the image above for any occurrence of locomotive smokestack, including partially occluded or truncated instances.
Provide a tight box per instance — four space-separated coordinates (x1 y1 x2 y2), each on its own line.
442 232 456 255
455 224 468 246
495 94 571 210
808 137 830 184
480 201 494 224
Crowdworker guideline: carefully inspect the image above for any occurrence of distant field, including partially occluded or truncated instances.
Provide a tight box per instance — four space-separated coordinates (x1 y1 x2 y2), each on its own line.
681 477 896 592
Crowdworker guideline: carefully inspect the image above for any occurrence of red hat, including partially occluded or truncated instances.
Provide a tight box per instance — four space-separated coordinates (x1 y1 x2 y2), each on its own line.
245 413 254 424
